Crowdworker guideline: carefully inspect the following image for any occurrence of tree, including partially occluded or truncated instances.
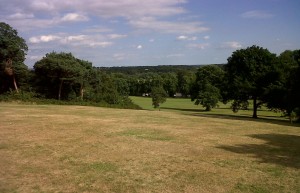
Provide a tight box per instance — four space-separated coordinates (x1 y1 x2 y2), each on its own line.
34 52 85 100
76 59 93 100
191 65 224 111
0 22 28 93
151 86 167 109
225 45 277 118
177 70 194 97
265 50 300 119
162 72 178 97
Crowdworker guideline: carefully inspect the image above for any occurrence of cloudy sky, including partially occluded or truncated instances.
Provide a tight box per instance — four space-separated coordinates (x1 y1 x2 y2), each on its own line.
1 0 300 67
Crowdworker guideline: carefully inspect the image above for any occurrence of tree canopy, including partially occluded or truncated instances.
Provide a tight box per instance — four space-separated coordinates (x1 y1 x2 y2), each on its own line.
34 52 87 100
191 65 224 111
0 22 28 93
151 86 167 109
225 45 278 118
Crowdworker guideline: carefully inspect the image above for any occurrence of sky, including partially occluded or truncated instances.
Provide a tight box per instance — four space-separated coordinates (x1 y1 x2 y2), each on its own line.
1 0 300 68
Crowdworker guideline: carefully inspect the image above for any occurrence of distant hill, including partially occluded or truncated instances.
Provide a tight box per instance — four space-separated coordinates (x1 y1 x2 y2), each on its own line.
98 64 224 74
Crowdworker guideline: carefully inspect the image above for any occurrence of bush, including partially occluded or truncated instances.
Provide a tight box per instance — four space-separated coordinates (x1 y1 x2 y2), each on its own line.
0 90 141 110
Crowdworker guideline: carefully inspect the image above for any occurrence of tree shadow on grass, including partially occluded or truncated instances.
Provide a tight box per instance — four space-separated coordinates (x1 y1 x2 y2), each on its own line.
161 107 300 128
217 134 300 169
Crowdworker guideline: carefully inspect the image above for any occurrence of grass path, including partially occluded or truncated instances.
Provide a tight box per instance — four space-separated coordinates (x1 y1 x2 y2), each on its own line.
0 103 299 192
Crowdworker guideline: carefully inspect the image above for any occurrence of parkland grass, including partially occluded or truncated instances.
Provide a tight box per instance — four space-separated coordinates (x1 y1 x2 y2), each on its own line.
1 103 299 192
130 96 288 121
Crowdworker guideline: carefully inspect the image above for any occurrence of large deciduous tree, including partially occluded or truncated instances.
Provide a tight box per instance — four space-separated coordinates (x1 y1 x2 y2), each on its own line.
34 52 86 100
191 65 224 111
0 22 28 93
225 45 277 118
265 50 300 118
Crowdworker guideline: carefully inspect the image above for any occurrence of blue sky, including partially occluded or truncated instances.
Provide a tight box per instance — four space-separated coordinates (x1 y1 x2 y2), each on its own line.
1 0 300 68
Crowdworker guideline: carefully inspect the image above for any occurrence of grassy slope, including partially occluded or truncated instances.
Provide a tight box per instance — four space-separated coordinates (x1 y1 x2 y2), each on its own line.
1 103 299 193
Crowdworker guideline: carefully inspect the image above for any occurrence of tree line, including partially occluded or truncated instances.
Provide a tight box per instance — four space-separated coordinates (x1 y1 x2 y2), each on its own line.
1 22 299 119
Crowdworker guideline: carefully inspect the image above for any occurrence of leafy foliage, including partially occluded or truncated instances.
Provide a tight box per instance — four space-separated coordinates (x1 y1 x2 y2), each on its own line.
151 87 168 108
225 45 278 118
0 22 28 93
191 65 224 111
265 50 300 119
34 52 86 100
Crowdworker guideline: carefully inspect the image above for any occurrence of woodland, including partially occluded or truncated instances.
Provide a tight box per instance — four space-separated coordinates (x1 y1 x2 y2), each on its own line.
1 22 299 119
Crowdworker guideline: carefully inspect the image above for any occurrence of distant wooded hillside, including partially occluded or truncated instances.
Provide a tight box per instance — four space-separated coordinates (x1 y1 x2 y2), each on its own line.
99 64 225 74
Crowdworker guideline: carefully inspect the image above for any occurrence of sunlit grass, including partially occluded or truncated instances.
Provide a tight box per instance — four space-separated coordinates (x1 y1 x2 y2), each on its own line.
130 96 287 121
0 103 299 192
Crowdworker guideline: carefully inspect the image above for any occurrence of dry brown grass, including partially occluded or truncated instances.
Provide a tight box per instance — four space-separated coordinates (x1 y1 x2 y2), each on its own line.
0 103 299 193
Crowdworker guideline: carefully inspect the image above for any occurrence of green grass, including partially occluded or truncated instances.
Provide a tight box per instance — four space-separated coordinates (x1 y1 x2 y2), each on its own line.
0 103 299 192
130 96 288 121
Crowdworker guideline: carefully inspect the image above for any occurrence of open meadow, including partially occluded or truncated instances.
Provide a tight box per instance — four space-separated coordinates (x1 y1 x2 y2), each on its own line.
0 103 299 193
130 96 288 121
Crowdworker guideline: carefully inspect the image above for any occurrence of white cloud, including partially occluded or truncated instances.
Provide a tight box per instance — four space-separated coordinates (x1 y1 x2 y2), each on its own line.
189 36 197 41
88 42 113 48
177 35 197 41
30 1 56 12
188 43 210 49
28 55 43 61
84 26 113 33
7 13 34 19
220 41 242 49
149 39 155 42
29 34 113 48
137 45 143 49
60 13 89 22
3 0 187 18
203 35 210 40
29 35 61 43
130 17 209 34
1 0 206 36
107 34 127 39
177 35 188 40
2 0 208 35
241 10 274 19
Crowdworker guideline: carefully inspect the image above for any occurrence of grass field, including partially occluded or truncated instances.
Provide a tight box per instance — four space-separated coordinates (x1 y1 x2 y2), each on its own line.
130 96 288 121
1 103 300 192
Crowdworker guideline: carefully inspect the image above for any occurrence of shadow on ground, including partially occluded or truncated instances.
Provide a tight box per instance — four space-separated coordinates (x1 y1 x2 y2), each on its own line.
217 134 300 169
160 107 300 128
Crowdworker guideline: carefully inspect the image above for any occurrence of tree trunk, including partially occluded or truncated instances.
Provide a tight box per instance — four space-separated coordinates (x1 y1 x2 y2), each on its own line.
12 75 19 93
80 84 84 100
5 58 18 93
252 97 258 118
58 79 63 100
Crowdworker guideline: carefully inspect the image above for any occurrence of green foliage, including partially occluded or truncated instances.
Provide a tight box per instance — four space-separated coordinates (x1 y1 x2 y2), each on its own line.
191 65 224 111
0 22 28 64
177 70 195 96
194 83 221 111
151 86 168 108
225 45 278 118
162 72 178 97
265 50 300 118
34 52 86 100
0 22 29 93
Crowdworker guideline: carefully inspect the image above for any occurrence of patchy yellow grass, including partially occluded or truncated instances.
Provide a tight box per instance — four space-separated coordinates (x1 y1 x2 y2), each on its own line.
0 103 299 193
